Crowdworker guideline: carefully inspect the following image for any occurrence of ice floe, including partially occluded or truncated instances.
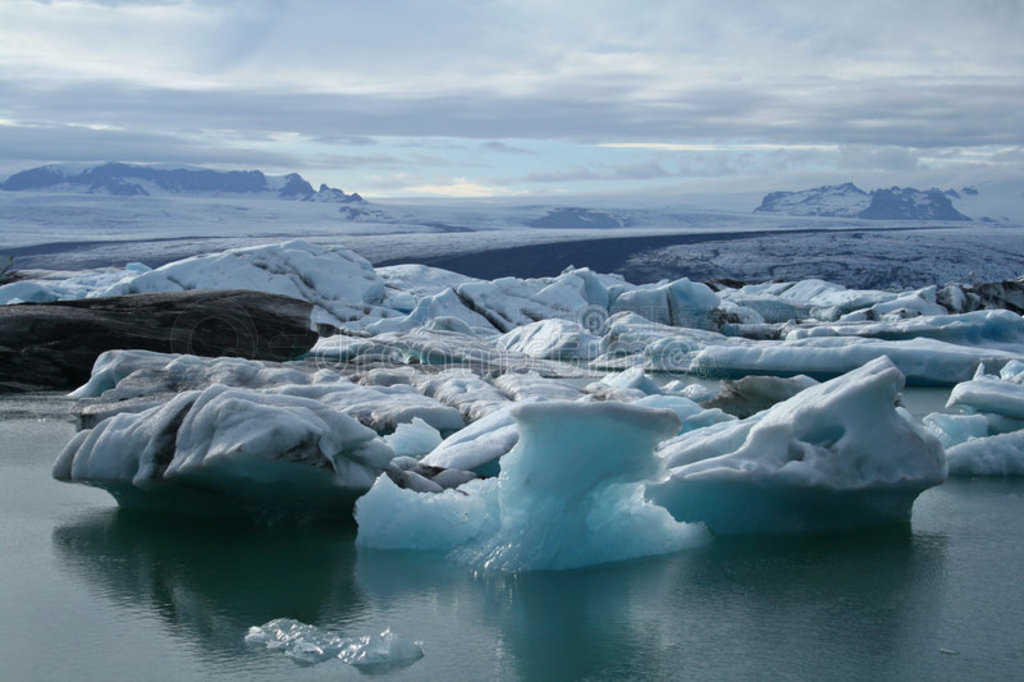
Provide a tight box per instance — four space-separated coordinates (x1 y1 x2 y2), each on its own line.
245 618 423 670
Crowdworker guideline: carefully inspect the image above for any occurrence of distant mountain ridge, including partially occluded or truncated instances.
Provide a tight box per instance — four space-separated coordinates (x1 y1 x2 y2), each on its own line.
0 163 363 203
755 182 971 221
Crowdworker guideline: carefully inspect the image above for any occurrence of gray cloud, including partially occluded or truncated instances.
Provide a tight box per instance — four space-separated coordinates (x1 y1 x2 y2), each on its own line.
0 123 298 173
6 75 1024 150
4 0 1024 193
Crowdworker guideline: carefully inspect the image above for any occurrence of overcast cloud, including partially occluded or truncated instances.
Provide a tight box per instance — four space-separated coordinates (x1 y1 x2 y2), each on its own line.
2 0 1022 197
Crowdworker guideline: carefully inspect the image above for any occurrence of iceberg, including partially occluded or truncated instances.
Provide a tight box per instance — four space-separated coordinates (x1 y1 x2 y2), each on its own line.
923 365 1024 476
356 401 710 571
382 417 443 458
649 358 946 535
688 336 1024 385
54 384 394 521
610 277 720 328
945 368 1024 419
419 402 524 476
946 431 1024 476
70 350 466 435
498 318 602 361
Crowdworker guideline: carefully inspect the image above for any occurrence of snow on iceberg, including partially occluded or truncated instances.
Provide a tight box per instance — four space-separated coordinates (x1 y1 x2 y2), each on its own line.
356 401 710 571
610 277 720 328
945 366 1024 419
946 431 1024 476
70 350 466 435
498 318 602 361
688 336 1024 385
54 384 394 521
783 309 1024 347
649 357 946 535
96 241 387 328
245 618 423 670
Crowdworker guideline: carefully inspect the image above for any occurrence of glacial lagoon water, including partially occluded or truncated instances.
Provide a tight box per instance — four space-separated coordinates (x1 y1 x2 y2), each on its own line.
3 393 1024 680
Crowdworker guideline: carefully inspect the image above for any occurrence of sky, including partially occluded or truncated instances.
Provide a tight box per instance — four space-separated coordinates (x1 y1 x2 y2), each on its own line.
1 0 1023 200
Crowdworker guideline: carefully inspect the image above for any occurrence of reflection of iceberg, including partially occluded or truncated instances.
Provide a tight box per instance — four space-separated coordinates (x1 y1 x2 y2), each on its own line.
51 509 363 659
353 525 947 681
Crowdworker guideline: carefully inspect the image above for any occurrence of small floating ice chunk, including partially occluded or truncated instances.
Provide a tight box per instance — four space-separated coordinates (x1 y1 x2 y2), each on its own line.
245 618 424 670
420 402 523 476
383 417 443 458
922 412 990 449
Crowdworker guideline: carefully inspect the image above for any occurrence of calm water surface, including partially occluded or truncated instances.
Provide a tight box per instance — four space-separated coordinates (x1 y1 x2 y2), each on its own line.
2 393 1023 680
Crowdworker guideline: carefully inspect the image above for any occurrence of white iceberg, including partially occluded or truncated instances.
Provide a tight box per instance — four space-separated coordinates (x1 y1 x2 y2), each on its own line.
383 417 443 458
54 384 394 521
71 350 466 435
688 336 1024 385
498 318 602 361
649 357 946 535
419 402 524 476
947 431 1024 476
924 365 1024 476
610 277 720 328
945 367 1024 419
364 288 496 335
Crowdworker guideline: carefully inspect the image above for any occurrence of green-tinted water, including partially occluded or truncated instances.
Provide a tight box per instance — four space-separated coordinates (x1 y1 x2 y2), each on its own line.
2 396 1023 680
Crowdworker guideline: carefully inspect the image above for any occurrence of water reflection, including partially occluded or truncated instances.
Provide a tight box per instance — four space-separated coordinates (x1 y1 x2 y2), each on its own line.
54 509 949 679
52 510 365 664
355 527 949 680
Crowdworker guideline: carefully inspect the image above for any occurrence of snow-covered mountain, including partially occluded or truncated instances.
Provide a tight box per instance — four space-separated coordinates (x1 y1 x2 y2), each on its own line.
0 162 363 203
755 183 971 221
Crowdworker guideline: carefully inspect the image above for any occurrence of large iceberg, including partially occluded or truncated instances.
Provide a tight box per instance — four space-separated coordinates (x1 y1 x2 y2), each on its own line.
54 384 395 521
649 357 946 535
356 401 710 571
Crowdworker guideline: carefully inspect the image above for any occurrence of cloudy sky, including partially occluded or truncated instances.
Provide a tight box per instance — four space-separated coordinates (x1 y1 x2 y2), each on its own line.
2 0 1023 199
